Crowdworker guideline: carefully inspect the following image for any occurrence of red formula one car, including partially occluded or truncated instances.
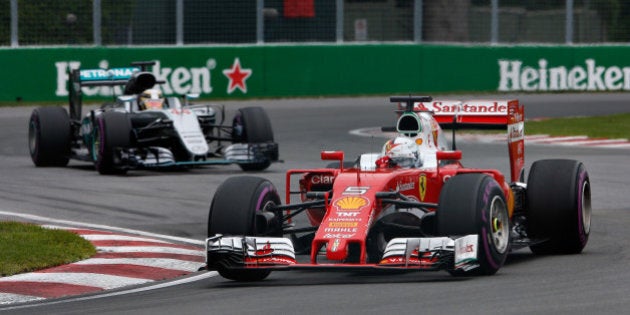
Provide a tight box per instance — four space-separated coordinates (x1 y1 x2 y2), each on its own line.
204 96 592 281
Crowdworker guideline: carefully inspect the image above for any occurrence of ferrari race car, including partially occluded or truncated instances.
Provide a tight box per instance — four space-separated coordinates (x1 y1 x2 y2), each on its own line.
204 96 592 281
28 61 278 174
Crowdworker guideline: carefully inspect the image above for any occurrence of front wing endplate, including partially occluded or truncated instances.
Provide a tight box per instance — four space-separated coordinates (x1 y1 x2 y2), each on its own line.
205 234 479 272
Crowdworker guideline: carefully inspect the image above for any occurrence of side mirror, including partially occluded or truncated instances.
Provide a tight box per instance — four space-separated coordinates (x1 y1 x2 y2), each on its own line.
321 151 345 171
321 151 344 162
117 95 136 112
184 93 199 107
117 95 136 102
436 150 462 161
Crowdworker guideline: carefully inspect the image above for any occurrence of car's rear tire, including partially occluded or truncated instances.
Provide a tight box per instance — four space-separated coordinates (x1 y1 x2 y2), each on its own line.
526 159 591 254
93 112 132 175
232 107 274 171
208 176 281 281
28 107 71 167
437 174 510 276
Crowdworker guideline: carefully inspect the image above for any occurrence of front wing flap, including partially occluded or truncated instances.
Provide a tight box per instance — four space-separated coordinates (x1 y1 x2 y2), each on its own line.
114 142 279 168
223 143 279 163
205 234 479 272
379 235 479 271
206 236 297 271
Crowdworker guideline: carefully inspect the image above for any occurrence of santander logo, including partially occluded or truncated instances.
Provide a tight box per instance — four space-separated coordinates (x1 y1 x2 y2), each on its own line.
419 101 508 116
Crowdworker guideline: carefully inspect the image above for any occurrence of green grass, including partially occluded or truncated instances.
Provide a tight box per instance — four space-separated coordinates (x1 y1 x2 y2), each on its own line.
463 113 630 139
0 221 96 277
525 113 630 139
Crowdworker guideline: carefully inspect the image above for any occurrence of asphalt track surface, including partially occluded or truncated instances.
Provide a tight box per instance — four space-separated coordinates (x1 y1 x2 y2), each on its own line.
0 93 629 314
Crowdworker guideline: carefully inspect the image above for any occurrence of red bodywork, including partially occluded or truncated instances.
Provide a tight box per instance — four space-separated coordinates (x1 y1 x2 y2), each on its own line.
284 99 524 265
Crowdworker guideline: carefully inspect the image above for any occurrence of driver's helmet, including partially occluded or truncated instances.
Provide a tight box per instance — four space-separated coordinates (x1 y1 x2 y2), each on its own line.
382 136 419 168
138 89 164 110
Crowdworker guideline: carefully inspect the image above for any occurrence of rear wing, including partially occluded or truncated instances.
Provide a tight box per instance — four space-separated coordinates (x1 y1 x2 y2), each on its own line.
391 96 525 183
67 61 159 120
423 100 525 182
423 100 516 130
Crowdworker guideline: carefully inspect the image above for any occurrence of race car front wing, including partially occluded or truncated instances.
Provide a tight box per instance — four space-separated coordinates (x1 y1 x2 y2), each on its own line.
116 142 279 168
205 234 479 272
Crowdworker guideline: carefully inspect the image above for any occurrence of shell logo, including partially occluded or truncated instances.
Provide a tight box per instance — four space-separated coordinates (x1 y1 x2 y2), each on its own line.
334 196 368 211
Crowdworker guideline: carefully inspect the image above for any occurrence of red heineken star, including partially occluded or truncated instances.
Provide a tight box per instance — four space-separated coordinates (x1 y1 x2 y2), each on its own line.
223 58 252 94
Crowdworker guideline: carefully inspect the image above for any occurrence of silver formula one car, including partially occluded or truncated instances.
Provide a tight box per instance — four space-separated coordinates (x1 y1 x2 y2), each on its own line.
29 61 279 174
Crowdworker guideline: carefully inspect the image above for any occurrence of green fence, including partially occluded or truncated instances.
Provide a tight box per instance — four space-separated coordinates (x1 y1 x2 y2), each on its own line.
2 44 630 103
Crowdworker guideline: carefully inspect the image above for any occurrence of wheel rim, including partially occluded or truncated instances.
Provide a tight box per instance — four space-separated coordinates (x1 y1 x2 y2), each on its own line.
258 199 279 235
581 181 592 235
261 200 275 211
28 120 38 155
490 196 509 254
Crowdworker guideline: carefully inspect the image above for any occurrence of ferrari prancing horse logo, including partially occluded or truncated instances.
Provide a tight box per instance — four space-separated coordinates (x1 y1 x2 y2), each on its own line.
419 174 427 201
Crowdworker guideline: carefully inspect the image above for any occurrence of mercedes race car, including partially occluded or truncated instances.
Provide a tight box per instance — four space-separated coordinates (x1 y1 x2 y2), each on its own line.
204 96 591 281
28 61 278 174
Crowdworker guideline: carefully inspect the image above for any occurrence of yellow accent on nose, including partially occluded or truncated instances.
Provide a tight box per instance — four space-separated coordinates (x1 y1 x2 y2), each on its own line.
334 196 367 210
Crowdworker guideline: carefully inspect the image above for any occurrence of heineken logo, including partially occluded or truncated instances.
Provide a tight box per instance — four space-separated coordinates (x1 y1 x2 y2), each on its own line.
498 58 630 92
55 58 253 97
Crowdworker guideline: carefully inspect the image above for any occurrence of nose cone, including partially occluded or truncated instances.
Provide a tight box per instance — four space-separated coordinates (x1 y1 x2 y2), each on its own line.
326 238 349 261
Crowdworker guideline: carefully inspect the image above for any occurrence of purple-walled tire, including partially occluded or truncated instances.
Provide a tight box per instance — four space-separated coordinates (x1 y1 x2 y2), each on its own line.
208 176 281 281
93 111 131 175
526 159 591 254
437 173 510 276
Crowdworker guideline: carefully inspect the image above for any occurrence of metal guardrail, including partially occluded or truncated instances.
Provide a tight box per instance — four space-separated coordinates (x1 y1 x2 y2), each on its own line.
1 0 625 46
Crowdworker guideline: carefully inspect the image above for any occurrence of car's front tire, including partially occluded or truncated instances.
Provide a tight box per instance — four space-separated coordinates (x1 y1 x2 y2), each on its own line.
437 173 510 276
232 107 275 171
93 112 132 175
208 176 282 281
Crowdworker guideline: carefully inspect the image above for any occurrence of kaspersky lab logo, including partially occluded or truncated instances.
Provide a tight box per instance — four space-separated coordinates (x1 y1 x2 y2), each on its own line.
498 58 630 92
55 58 252 97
